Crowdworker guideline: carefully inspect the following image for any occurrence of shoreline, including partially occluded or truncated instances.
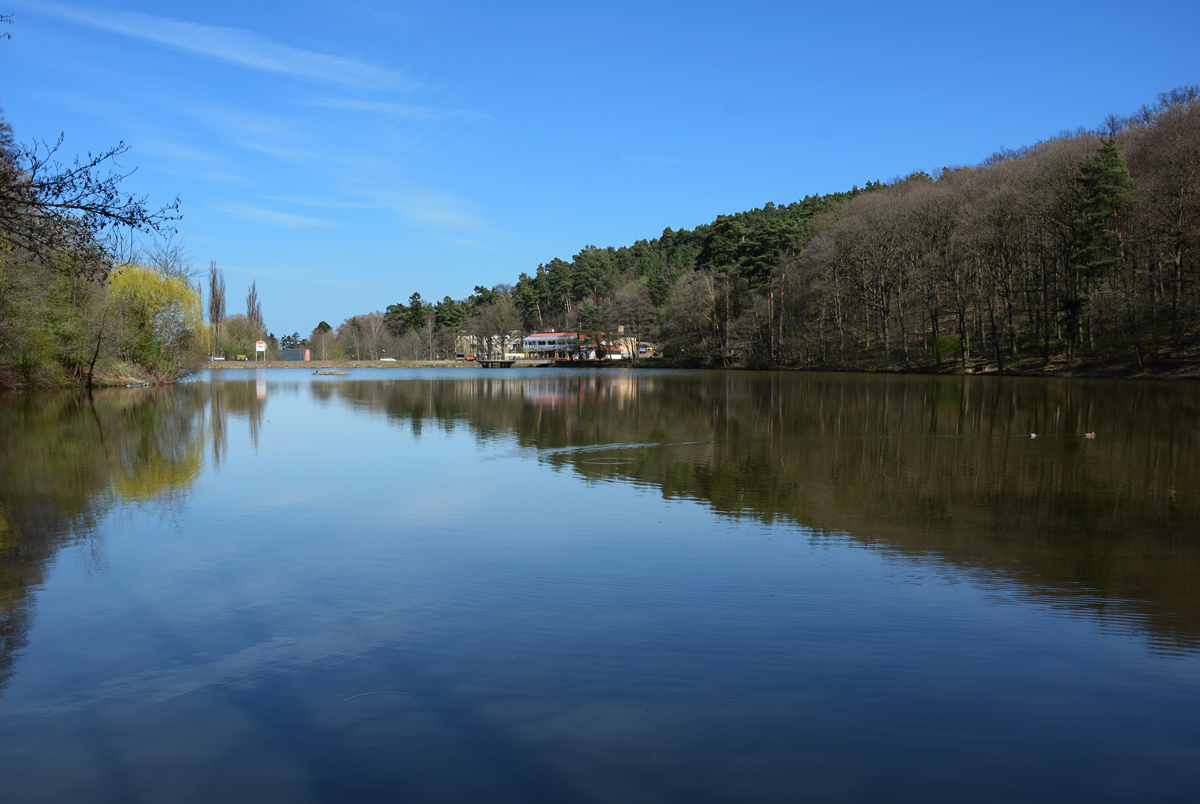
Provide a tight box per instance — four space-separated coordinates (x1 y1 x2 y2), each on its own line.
6 355 1196 391
205 359 465 369
203 355 1200 380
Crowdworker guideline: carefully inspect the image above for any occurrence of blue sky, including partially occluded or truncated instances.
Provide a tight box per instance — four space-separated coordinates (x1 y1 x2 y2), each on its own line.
3 1 1196 337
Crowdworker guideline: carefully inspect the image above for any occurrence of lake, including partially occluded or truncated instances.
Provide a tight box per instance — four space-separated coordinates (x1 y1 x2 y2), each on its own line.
1 368 1198 803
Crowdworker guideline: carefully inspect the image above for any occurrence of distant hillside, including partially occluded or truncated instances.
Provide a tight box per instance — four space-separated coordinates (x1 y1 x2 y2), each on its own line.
354 88 1200 377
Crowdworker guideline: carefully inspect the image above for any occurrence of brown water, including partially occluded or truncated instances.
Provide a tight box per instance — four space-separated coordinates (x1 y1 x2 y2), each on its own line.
1 369 1198 803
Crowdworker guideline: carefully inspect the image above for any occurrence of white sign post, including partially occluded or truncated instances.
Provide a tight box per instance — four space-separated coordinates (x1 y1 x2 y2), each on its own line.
255 340 266 362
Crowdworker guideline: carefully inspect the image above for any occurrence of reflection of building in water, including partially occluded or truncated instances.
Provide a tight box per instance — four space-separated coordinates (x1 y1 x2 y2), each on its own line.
605 373 637 410
522 376 574 408
520 374 640 410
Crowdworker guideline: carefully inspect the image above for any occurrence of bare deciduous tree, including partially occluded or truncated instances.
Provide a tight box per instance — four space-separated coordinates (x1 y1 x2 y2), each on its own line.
0 132 180 275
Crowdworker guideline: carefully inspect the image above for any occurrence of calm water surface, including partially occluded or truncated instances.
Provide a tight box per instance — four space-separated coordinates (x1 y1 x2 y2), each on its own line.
1 369 1198 803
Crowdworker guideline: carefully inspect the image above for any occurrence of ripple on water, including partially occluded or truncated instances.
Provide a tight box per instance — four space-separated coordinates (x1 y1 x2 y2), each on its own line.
339 691 424 720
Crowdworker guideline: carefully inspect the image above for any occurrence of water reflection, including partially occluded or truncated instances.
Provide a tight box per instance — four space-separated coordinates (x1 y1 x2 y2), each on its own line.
320 371 1200 654
0 381 267 694
1 370 1197 705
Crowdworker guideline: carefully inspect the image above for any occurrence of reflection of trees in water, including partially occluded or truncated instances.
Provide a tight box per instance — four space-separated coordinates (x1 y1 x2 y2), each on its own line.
106 388 208 505
1 392 114 693
332 372 1200 653
326 373 650 448
209 374 266 452
0 382 267 695
209 382 228 469
1 371 1195 698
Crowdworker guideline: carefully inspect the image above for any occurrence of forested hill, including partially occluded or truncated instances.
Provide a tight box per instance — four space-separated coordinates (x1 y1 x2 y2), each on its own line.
509 182 884 338
339 87 1200 376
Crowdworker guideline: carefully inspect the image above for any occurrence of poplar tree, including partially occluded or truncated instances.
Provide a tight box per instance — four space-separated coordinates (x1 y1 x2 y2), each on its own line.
208 262 225 358
246 281 263 331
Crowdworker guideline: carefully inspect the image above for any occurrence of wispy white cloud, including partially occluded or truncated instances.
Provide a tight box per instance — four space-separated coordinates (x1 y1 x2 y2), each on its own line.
260 195 375 210
178 105 392 172
139 139 249 184
24 1 419 90
172 104 333 165
371 189 488 231
304 99 489 123
212 204 337 229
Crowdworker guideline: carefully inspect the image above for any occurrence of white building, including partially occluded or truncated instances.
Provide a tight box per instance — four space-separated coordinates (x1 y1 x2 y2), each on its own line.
522 332 579 359
457 331 525 360
521 331 626 360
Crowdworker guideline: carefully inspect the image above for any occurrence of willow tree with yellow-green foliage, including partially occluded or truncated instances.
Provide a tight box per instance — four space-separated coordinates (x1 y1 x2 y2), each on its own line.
107 264 208 382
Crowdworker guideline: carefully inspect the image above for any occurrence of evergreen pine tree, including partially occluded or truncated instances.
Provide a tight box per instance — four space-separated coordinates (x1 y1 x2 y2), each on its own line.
1072 138 1135 277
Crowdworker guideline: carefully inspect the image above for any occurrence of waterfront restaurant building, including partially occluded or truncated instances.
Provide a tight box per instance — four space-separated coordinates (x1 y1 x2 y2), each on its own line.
522 332 579 359
522 331 627 360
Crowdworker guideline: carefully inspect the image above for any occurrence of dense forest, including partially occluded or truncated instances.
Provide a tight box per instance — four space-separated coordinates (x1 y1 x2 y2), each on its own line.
329 87 1198 375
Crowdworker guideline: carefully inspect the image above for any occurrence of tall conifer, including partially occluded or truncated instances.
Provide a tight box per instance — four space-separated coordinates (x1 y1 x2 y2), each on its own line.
1072 138 1135 277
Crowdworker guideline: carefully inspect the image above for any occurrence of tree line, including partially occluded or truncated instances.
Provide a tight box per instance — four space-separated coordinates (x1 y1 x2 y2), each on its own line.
315 87 1197 373
299 285 525 362
12 77 1189 379
782 88 1200 373
314 188 879 363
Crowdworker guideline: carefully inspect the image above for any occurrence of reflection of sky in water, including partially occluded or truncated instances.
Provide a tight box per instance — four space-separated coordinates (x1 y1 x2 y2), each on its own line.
2 371 1198 803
